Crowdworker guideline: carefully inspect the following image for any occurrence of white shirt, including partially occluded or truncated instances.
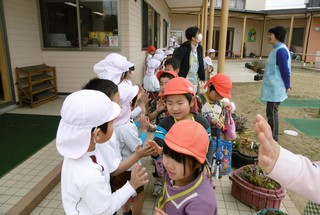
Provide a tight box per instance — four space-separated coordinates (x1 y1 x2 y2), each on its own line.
97 132 122 173
61 149 136 214
115 120 142 171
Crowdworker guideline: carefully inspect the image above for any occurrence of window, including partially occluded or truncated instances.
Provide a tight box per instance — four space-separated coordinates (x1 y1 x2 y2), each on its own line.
163 19 168 47
39 0 119 49
291 28 304 47
142 1 160 49
215 0 245 9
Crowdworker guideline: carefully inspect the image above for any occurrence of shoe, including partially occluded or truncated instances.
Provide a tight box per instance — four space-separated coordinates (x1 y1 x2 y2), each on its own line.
153 182 162 196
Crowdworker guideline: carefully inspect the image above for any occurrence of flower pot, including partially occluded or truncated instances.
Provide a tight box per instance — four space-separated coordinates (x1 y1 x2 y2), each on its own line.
232 149 258 169
256 208 288 215
229 165 286 210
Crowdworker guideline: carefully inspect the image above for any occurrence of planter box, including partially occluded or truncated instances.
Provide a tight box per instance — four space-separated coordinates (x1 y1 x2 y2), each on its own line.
229 165 286 210
232 149 258 169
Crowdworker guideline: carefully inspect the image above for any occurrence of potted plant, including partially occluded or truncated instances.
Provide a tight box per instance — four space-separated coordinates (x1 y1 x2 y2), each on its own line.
256 208 288 215
232 134 259 168
229 164 286 210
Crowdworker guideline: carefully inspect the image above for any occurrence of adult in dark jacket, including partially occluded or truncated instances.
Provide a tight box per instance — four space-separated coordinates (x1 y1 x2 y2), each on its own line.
173 26 205 92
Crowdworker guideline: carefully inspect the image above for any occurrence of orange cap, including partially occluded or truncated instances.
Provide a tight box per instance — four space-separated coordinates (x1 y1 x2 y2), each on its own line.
203 74 232 98
162 77 195 97
156 70 178 80
165 120 209 164
147 46 156 53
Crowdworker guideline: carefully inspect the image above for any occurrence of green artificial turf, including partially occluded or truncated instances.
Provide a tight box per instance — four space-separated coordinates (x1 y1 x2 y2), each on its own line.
257 97 320 109
284 118 320 137
0 113 60 177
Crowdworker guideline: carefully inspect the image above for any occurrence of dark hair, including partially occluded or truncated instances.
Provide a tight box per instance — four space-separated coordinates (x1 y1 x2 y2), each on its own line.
209 84 216 92
166 93 193 103
163 143 203 178
164 58 180 70
185 26 200 40
268 26 287 43
91 122 109 134
83 78 118 99
159 73 175 80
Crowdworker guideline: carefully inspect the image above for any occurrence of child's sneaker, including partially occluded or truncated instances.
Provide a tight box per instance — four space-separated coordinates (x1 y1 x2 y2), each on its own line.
153 181 162 196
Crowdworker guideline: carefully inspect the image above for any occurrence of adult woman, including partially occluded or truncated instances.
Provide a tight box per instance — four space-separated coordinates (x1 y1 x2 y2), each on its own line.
172 26 205 93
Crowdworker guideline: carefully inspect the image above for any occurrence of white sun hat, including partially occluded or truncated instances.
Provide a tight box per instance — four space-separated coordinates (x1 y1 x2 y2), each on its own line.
146 58 161 76
94 53 134 84
56 89 120 159
207 48 216 54
151 53 165 64
115 82 139 126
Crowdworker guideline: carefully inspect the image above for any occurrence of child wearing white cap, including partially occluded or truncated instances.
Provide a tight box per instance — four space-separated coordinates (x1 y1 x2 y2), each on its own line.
56 89 149 214
113 82 151 215
203 49 216 79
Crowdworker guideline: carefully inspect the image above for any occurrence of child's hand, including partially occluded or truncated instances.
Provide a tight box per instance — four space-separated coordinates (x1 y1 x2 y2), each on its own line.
156 99 165 113
129 163 149 190
149 123 157 131
212 118 223 129
138 90 148 107
154 207 167 215
135 142 157 158
148 140 163 156
139 115 150 132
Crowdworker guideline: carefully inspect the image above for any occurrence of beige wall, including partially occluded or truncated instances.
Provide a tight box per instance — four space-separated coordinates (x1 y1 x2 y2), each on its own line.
306 17 320 63
3 0 171 96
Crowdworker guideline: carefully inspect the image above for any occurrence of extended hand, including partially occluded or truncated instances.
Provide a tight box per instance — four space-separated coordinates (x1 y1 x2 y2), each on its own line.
255 114 280 174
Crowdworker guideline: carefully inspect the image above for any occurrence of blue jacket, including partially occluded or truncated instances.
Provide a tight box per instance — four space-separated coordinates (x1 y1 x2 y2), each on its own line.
261 42 291 102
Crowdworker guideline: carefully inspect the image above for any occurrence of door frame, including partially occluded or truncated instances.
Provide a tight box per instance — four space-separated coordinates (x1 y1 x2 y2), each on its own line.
0 0 15 108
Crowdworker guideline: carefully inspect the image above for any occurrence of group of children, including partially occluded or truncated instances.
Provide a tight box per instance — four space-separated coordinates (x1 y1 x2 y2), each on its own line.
56 49 235 214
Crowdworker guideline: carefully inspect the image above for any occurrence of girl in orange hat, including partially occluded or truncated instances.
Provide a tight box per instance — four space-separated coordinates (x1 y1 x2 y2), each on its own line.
150 77 214 196
155 120 217 215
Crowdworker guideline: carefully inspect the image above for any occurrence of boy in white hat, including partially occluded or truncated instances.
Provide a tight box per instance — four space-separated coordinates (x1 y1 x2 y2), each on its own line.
56 89 149 214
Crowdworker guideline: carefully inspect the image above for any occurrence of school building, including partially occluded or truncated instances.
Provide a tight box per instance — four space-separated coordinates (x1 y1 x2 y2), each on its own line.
0 0 319 112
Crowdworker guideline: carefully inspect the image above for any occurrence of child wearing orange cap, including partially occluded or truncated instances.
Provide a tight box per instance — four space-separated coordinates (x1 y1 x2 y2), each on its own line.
151 77 214 196
197 73 235 139
148 70 178 125
154 120 217 215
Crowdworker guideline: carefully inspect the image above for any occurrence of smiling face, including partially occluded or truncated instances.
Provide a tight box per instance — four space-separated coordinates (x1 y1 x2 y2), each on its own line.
166 94 193 120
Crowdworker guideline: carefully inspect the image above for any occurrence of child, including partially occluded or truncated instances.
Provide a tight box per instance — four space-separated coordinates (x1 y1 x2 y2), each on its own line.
94 53 134 85
113 82 150 215
155 120 217 215
197 74 234 139
203 49 216 79
152 77 213 195
82 78 155 176
148 70 178 125
145 45 156 65
143 58 161 104
164 57 180 75
56 89 149 214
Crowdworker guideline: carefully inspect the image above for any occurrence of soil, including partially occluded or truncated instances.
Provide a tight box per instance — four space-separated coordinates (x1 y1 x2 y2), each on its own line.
231 67 320 213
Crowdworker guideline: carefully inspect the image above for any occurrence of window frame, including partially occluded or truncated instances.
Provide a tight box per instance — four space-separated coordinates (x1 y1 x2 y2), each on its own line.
142 0 160 49
39 0 121 51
